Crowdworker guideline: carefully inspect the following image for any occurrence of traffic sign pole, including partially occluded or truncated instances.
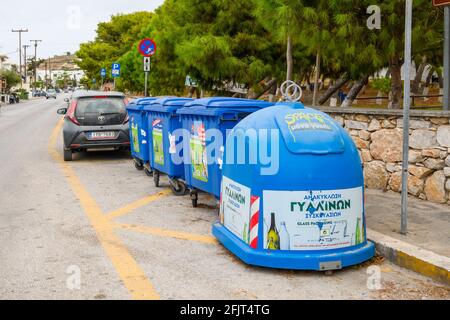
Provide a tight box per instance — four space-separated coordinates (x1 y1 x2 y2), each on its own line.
143 56 151 97
138 39 156 97
145 72 148 97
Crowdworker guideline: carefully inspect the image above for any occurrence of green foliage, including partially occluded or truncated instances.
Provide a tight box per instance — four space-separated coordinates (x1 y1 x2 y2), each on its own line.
75 0 444 101
76 11 153 86
371 78 391 94
15 88 29 100
0 69 21 92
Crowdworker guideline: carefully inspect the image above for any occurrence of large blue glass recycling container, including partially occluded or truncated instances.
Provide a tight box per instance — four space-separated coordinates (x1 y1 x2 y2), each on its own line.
213 101 375 271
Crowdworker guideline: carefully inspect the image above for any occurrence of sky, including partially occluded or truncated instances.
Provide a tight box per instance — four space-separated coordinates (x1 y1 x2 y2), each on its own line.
0 0 165 64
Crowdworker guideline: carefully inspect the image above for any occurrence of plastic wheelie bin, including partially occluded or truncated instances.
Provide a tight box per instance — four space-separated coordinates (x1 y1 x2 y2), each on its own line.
213 101 375 271
176 98 275 207
143 97 194 195
126 97 158 176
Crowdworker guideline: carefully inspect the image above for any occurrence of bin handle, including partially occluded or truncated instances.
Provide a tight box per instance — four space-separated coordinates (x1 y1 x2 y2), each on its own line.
220 113 239 122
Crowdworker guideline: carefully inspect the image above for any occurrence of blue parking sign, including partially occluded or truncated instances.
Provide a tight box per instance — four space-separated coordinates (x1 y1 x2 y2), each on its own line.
100 68 106 78
111 63 121 78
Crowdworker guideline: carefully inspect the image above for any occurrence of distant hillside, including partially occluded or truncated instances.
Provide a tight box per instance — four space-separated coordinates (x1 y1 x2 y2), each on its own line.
37 53 80 71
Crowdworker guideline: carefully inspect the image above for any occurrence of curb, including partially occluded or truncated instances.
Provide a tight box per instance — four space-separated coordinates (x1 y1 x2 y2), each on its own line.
367 229 450 286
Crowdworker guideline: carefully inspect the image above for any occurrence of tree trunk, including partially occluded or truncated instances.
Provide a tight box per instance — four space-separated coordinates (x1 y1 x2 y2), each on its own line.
247 78 277 100
312 50 321 106
425 66 434 87
412 55 427 95
268 80 278 102
389 56 402 109
318 73 349 105
286 35 293 81
188 86 196 98
341 75 369 107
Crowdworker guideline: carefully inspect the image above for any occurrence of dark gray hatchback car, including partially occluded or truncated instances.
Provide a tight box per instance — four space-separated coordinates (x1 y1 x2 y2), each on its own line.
57 91 131 161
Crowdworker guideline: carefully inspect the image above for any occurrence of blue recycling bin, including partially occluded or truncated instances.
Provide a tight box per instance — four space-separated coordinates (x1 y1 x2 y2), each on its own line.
213 101 375 271
143 97 194 195
177 98 275 207
126 97 158 174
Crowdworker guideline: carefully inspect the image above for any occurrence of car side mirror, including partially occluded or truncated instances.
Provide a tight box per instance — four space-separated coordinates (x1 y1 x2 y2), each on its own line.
64 98 69 103
57 108 68 115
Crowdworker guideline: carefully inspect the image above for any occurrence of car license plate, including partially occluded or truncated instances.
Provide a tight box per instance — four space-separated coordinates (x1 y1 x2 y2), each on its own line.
88 131 117 140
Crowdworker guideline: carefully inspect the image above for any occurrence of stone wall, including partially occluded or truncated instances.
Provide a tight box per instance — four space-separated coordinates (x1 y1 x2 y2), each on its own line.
317 107 450 205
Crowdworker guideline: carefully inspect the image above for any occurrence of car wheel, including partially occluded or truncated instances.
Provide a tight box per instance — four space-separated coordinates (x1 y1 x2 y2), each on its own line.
64 149 73 162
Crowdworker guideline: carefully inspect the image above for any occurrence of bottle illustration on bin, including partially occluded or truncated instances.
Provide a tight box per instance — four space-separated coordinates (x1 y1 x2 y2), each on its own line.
267 213 280 251
279 222 290 251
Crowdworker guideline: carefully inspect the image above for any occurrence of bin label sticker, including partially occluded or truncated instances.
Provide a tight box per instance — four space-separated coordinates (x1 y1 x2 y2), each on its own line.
131 123 140 154
263 187 365 251
221 176 252 244
169 133 176 154
152 119 164 166
190 121 208 182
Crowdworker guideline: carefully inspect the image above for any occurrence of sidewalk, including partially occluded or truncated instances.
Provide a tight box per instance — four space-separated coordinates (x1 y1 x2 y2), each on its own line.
365 189 450 286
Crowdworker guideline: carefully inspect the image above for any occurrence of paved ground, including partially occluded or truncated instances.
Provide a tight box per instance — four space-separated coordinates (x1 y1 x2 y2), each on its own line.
0 96 449 300
366 189 450 257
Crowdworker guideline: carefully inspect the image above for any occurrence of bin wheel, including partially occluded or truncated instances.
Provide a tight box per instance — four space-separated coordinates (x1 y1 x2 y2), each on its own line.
169 179 187 196
144 167 153 177
64 149 72 162
134 160 144 171
190 191 199 208
154 171 160 188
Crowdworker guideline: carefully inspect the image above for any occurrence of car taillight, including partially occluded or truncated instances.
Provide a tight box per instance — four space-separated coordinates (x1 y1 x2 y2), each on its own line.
66 100 79 125
123 113 129 124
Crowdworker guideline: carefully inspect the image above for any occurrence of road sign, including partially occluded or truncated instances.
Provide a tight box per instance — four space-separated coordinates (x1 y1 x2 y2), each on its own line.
112 63 121 78
100 68 106 78
143 57 151 72
433 0 450 6
138 38 157 57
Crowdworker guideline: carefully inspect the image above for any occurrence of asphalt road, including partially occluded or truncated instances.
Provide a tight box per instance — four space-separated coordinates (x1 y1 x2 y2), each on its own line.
0 96 449 300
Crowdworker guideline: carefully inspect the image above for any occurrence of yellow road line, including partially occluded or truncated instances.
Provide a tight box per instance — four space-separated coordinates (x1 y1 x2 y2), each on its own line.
48 119 159 300
107 190 172 220
115 223 219 245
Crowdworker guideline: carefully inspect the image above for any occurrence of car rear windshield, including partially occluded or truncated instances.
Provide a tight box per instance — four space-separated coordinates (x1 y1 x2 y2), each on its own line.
75 97 126 117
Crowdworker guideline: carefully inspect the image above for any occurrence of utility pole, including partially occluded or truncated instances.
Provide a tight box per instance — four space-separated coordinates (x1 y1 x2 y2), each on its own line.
22 45 30 84
30 40 42 91
48 57 52 88
12 29 29 86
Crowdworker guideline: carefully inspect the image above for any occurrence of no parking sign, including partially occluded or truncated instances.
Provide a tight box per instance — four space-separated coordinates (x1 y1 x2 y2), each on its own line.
138 38 157 57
